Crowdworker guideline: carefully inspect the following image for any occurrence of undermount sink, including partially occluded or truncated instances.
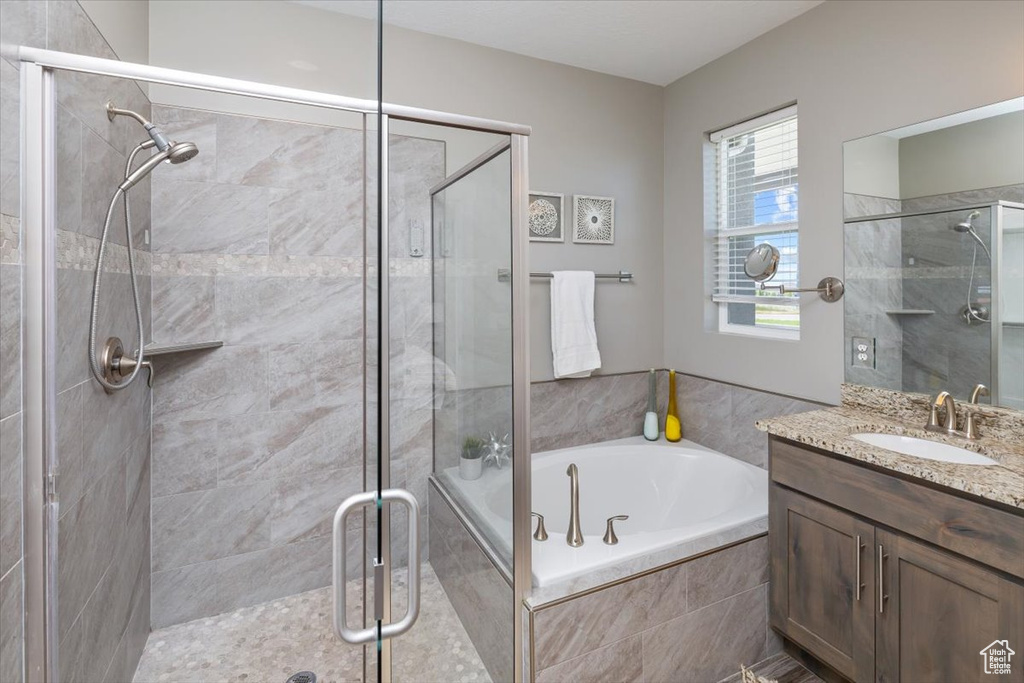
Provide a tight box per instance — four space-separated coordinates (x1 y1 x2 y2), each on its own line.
851 433 998 465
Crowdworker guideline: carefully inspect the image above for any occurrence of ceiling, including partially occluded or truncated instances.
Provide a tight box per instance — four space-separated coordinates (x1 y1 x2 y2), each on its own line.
294 0 824 86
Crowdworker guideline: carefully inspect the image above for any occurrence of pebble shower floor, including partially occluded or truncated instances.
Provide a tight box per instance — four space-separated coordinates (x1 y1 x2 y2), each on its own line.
132 565 491 683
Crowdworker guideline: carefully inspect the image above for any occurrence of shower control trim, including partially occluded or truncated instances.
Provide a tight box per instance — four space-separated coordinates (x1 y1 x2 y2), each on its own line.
100 337 153 391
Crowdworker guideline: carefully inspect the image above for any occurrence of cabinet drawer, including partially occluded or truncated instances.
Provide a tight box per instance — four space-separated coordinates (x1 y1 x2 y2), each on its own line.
770 437 1024 580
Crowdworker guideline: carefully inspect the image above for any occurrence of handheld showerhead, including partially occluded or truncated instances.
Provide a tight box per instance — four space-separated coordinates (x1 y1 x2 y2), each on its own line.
953 210 982 233
118 141 199 191
950 210 991 257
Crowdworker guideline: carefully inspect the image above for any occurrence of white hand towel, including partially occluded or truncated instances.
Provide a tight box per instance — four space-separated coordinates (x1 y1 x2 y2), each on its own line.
551 271 602 379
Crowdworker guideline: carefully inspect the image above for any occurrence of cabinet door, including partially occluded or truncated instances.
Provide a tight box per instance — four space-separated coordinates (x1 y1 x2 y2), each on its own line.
876 529 1024 683
770 484 876 682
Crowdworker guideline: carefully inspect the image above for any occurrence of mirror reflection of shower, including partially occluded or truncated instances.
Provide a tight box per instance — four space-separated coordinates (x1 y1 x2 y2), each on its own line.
953 210 992 325
88 102 199 391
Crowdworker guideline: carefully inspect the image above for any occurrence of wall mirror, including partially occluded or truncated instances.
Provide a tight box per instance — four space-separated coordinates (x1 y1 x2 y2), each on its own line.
842 97 1024 409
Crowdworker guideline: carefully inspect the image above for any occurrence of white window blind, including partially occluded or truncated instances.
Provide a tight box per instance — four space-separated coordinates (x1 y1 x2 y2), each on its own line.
710 106 799 334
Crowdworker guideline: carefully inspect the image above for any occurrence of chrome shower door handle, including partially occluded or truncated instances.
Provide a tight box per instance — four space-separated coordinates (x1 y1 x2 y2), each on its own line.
332 488 422 645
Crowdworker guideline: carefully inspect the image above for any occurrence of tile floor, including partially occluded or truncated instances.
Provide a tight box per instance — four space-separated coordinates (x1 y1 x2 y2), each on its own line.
133 564 491 683
719 652 824 683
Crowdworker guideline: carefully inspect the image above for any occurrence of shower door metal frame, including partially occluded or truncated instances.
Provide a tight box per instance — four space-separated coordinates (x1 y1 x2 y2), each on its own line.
18 47 531 683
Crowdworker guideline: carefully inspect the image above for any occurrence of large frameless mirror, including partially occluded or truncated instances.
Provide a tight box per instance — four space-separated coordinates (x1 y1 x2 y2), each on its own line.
843 98 1024 409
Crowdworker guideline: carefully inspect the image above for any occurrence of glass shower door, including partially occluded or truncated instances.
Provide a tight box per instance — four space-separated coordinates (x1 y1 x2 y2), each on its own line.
388 136 515 683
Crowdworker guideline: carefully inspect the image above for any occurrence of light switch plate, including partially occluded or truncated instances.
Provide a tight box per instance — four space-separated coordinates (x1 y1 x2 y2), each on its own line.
852 336 875 368
410 220 424 257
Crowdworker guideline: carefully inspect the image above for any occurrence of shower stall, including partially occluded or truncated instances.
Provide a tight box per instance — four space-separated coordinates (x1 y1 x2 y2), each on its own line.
9 36 531 683
844 201 1024 409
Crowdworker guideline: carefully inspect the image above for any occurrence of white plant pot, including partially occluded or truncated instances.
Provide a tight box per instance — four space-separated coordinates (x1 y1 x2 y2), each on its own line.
459 456 483 480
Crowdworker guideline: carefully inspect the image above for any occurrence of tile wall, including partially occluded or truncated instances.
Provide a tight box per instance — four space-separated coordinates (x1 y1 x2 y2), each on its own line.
147 105 444 627
529 370 820 469
844 185 1023 402
2 2 154 681
529 536 778 682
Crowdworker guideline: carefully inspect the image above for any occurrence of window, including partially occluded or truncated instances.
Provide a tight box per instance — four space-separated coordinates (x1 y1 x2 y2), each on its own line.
710 106 799 338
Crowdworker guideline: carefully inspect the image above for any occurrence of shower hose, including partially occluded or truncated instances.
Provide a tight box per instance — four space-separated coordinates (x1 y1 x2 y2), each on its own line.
88 141 149 391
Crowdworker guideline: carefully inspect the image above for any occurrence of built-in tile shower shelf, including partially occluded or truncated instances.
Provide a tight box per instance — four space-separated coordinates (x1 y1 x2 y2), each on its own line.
885 309 935 316
144 340 224 356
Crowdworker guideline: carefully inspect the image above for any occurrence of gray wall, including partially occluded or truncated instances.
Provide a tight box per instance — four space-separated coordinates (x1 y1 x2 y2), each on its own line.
147 0 666 383
899 110 1024 199
663 0 1024 404
2 2 154 681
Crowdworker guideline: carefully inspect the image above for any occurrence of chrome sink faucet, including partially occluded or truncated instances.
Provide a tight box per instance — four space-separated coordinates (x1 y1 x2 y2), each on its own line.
566 463 584 547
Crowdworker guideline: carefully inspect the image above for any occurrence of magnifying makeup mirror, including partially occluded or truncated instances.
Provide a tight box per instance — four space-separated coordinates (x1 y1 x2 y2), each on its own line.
744 242 780 282
742 242 845 302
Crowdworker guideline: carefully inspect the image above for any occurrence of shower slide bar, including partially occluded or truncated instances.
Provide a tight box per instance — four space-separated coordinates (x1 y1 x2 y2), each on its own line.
497 268 633 282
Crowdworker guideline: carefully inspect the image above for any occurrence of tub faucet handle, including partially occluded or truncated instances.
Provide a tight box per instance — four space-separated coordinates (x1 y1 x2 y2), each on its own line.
531 513 548 542
603 515 629 545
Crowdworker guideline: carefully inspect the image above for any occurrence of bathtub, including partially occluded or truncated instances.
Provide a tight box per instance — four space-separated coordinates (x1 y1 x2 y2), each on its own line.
440 436 768 587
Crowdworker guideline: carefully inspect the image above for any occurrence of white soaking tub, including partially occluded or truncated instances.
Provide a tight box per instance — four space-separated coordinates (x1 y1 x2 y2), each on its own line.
441 435 768 589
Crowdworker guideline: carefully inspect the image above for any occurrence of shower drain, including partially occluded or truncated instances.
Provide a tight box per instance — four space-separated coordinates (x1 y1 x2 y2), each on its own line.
286 672 317 683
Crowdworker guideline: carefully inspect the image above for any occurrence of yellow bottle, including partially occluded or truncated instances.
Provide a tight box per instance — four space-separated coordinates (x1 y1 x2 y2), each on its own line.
665 369 682 442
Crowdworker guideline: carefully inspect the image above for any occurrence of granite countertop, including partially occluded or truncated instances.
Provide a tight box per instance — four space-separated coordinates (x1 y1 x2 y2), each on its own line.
756 404 1024 510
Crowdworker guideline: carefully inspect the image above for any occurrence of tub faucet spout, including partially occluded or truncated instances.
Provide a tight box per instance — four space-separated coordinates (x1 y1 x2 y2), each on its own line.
566 463 584 547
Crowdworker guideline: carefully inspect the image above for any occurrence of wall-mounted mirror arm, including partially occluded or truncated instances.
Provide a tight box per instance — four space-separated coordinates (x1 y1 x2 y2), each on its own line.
744 242 844 302
758 277 845 302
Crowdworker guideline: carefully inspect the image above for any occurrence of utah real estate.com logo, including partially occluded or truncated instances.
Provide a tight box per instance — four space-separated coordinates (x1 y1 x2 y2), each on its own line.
980 640 1015 675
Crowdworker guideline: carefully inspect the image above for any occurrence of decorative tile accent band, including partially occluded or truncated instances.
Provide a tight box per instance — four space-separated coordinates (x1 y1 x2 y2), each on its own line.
56 229 152 275
1 214 18 265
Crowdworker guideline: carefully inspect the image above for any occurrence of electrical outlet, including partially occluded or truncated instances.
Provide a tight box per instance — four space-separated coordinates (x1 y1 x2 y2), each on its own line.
852 336 875 368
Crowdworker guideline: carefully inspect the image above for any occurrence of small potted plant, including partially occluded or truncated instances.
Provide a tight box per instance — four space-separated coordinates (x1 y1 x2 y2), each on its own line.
459 436 485 481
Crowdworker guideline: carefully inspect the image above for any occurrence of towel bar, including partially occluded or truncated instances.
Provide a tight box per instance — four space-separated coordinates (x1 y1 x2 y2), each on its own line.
497 269 632 283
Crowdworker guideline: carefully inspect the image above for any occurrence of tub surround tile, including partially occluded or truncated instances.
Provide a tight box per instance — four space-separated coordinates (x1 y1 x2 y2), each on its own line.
430 483 514 683
533 559 687 669
535 634 643 683
757 383 1024 508
688 535 769 611
642 585 768 683
530 537 770 683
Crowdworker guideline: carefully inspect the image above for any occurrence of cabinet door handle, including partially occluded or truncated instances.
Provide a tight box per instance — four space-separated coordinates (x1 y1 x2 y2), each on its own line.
878 544 888 614
855 535 863 601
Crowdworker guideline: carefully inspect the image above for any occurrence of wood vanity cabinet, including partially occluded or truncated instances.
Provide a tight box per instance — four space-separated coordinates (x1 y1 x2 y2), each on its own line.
769 436 1024 683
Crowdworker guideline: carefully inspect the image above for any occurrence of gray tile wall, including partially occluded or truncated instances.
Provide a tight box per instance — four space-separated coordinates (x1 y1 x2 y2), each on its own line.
148 106 444 626
2 2 154 681
529 370 819 469
530 371 668 453
429 484 514 683
845 186 1023 402
530 536 777 682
